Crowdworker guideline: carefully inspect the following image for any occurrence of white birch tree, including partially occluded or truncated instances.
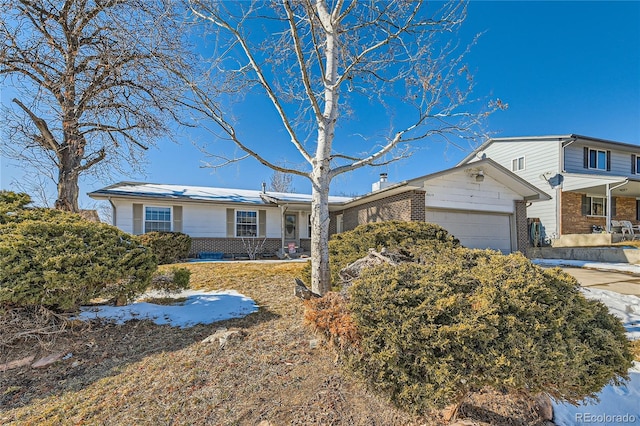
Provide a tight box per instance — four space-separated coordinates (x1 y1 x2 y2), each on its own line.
185 0 504 295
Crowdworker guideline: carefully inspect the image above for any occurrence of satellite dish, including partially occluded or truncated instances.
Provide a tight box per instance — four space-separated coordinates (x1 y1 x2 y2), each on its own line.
547 174 564 188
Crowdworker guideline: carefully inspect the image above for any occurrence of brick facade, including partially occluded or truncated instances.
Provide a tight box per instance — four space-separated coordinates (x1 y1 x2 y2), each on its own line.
330 190 426 234
515 200 529 252
190 238 283 258
190 237 312 258
613 196 638 222
561 191 638 234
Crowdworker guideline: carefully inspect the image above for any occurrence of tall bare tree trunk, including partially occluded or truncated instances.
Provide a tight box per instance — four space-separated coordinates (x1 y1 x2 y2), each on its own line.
56 148 80 212
310 165 331 295
309 1 339 294
55 171 79 212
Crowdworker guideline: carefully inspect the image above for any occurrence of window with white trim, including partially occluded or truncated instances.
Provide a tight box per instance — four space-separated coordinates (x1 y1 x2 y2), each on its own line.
236 210 257 237
511 156 525 171
588 148 607 170
585 196 606 217
145 206 171 232
634 155 640 175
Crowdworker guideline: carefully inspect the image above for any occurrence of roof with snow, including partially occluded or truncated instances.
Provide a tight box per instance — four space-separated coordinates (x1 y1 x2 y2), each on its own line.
88 182 354 205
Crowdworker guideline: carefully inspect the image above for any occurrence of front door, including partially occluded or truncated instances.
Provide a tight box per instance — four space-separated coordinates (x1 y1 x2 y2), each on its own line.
285 213 297 241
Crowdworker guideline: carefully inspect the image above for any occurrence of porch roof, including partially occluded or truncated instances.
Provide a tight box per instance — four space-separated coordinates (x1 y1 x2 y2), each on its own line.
562 173 640 198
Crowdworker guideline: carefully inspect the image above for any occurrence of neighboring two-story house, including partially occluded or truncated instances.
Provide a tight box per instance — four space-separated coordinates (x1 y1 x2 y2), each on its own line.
458 134 640 242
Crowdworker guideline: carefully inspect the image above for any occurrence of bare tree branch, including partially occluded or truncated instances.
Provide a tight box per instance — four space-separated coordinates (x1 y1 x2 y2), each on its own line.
189 1 313 165
11 98 59 152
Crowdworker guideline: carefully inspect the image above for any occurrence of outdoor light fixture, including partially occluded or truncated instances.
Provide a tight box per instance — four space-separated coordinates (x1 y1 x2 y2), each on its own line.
475 170 485 182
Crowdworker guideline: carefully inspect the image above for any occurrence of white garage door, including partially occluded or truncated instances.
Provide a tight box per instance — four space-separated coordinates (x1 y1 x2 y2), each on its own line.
425 210 512 253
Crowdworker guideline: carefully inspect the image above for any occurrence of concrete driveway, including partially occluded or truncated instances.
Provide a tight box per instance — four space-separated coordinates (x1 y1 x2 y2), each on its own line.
560 267 640 297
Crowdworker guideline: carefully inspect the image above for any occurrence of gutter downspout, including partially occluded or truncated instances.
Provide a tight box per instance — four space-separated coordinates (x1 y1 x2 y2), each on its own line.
108 198 116 226
607 179 629 233
557 137 577 237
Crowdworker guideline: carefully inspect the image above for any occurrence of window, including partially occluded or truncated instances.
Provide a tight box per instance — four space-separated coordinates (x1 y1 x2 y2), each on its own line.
588 148 607 170
583 196 606 217
511 156 525 171
336 214 344 234
308 214 312 238
236 210 257 237
285 213 296 240
633 154 640 175
145 206 171 232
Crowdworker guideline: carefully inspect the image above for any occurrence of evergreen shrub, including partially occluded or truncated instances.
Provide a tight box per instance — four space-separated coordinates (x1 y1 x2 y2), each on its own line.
139 231 192 264
347 248 633 413
0 195 157 311
151 267 192 293
302 220 460 286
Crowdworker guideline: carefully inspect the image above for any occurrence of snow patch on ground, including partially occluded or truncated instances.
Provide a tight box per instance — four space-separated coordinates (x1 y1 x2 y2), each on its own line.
76 289 258 328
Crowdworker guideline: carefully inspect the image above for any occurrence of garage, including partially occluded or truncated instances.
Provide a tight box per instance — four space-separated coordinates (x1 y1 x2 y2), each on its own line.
425 209 513 253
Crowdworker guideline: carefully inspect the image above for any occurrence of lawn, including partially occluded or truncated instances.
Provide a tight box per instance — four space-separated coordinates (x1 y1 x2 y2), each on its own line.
0 262 557 425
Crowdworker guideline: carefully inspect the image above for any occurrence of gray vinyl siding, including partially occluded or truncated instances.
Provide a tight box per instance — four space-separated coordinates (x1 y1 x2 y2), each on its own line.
564 142 640 177
466 139 560 237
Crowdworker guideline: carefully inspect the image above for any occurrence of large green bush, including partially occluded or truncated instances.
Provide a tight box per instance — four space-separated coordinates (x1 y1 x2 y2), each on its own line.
139 231 192 264
150 267 192 293
302 220 460 286
347 249 632 413
0 200 157 311
0 190 32 213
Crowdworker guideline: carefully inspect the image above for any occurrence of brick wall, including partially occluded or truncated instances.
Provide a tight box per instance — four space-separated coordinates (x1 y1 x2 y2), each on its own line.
515 200 528 252
330 190 426 234
615 196 637 221
299 238 311 252
409 190 426 221
190 238 283 257
328 212 337 236
561 191 637 234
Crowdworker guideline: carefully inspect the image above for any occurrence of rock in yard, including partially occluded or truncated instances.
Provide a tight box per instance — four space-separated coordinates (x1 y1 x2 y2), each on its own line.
532 393 553 421
0 355 35 372
294 278 320 300
32 351 67 368
202 328 245 348
338 248 410 294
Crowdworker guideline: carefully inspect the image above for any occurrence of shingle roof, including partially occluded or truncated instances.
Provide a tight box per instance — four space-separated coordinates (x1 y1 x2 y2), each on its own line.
88 182 353 205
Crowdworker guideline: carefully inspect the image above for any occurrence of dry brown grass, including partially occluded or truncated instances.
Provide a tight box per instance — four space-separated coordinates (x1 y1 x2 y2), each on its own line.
612 240 640 248
630 339 640 362
0 261 553 425
1 261 427 425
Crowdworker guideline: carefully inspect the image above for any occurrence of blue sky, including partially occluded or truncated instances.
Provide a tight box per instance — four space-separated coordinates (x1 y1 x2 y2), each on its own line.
1 1 639 207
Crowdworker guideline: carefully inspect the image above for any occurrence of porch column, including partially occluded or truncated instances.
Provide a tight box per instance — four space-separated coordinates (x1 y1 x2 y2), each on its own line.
606 183 611 233
280 205 287 255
